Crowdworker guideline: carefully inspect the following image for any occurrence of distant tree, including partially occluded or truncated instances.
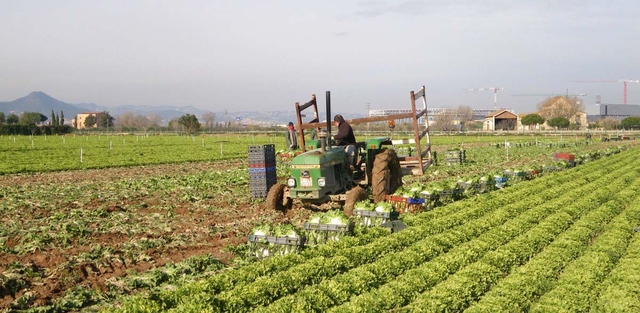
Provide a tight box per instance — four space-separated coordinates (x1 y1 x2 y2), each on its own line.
201 112 216 130
168 118 179 130
6 113 19 124
51 110 57 126
465 121 483 131
431 109 455 131
521 114 545 128
60 110 65 125
178 114 201 133
537 96 584 120
148 113 162 128
115 112 150 130
96 111 114 128
84 114 97 128
20 112 48 125
0 112 5 124
620 116 640 129
455 105 473 131
547 117 570 129
600 117 621 130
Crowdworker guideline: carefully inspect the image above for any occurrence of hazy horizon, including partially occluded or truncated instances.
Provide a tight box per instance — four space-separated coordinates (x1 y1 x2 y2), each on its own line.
1 1 638 115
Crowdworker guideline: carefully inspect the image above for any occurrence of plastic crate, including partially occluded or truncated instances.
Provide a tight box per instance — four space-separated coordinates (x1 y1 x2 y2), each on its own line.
248 234 306 259
437 189 463 204
494 176 508 188
250 190 269 199
249 166 276 173
248 144 275 154
542 166 563 173
303 222 354 246
385 195 426 213
472 181 495 194
528 169 542 178
354 209 400 226
248 162 276 168
553 152 575 161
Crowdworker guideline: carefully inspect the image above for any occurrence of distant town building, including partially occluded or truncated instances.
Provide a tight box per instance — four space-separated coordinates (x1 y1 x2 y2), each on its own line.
483 109 518 131
368 108 515 127
75 112 102 129
588 104 640 122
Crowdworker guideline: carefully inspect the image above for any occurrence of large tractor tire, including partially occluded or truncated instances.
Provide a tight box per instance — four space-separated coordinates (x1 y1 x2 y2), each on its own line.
344 186 368 216
371 149 403 203
266 183 292 213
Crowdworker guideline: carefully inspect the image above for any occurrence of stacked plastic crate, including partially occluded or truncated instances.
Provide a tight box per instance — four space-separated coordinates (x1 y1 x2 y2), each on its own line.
445 149 465 165
248 144 277 199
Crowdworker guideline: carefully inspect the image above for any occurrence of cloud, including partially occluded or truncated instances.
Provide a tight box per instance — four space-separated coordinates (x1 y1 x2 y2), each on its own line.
351 0 425 18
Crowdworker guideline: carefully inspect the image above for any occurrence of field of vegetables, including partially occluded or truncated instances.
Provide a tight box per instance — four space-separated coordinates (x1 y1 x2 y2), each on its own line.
1 132 639 312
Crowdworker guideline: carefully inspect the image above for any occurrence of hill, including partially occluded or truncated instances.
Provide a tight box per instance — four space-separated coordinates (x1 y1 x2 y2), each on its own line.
0 92 86 117
0 92 363 126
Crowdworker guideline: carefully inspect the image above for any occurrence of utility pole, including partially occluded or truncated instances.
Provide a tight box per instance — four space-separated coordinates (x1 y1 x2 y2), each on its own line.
366 103 371 139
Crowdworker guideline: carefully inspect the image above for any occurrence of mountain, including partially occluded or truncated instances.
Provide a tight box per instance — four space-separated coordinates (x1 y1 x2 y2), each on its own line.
0 91 87 117
0 92 210 123
0 92 364 126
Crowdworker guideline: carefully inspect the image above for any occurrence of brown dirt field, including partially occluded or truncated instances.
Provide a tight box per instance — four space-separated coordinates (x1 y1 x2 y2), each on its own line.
0 160 313 310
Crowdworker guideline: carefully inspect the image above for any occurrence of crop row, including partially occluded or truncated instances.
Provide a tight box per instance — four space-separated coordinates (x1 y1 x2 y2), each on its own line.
265 165 615 312
404 171 638 312
528 193 640 312
108 146 638 312
258 150 632 312
592 228 640 312
0 134 272 174
111 155 596 312
463 187 640 312
325 155 637 313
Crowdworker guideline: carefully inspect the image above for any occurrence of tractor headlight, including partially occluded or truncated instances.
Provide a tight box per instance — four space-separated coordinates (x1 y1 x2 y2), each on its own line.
287 178 296 187
317 177 326 187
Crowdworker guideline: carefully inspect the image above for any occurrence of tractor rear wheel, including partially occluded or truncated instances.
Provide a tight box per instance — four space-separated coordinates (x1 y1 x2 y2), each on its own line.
344 186 367 216
266 183 292 213
371 149 402 203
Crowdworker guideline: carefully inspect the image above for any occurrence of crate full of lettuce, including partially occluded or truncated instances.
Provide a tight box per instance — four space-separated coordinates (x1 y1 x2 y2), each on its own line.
303 210 354 246
458 175 495 195
248 223 305 259
353 200 399 226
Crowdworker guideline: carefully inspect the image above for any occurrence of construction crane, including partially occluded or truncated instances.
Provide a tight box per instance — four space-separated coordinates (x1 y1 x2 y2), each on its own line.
511 92 587 98
571 79 640 104
468 87 504 110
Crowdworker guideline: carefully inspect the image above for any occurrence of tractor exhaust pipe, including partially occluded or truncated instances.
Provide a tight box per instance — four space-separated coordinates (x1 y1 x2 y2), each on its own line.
319 129 327 154
325 90 332 150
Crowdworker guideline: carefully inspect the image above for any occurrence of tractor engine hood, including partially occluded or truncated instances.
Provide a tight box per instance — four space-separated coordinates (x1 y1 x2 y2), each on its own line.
288 147 347 202
290 147 346 169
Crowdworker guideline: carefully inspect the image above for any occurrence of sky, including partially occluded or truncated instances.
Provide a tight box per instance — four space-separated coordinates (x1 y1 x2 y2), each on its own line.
0 0 638 115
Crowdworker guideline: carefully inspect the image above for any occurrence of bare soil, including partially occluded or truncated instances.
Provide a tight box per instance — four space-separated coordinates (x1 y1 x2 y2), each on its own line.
0 160 312 310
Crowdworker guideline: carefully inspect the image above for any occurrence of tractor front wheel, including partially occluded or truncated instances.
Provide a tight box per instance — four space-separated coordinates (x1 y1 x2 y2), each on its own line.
371 149 402 203
344 186 368 216
266 183 292 213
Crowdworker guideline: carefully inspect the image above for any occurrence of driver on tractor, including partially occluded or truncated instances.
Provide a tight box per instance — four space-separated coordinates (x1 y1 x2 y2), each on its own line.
333 114 357 170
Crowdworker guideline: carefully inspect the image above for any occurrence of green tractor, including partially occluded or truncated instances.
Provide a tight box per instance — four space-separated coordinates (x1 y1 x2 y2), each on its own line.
266 87 433 215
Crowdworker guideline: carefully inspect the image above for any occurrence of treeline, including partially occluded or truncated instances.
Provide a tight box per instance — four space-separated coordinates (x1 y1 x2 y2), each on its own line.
0 124 73 135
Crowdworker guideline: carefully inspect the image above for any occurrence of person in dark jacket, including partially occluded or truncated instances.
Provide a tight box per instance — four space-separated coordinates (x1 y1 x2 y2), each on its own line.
285 122 298 150
333 114 356 146
333 114 357 170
